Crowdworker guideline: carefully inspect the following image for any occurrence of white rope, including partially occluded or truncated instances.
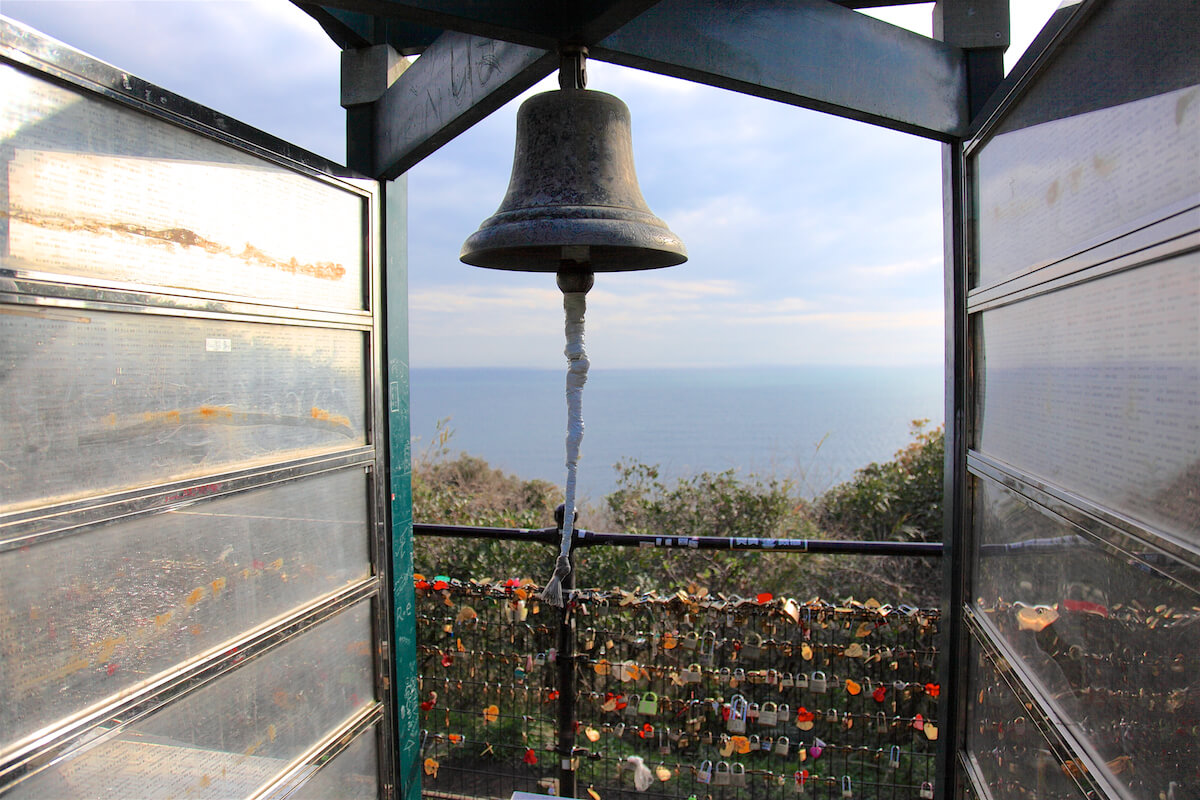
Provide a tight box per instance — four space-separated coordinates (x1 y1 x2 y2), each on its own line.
541 291 589 606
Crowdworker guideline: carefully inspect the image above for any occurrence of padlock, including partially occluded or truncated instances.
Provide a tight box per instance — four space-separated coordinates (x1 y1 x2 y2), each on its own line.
714 761 731 786
842 776 853 799
810 671 827 693
747 702 760 722
889 746 901 769
699 631 717 666
743 632 763 659
732 668 747 687
682 631 699 650
732 762 747 788
767 669 780 687
876 712 889 734
781 672 795 689
639 692 659 716
727 695 748 734
920 782 934 799
810 738 825 759
748 735 761 752
793 770 808 795
826 708 838 723
775 736 790 757
778 703 790 724
724 595 742 626
534 652 547 666
683 663 702 683
797 672 809 689
625 694 641 717
697 760 713 784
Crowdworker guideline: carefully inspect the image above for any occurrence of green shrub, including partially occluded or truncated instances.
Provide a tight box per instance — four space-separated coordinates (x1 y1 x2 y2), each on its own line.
410 420 945 604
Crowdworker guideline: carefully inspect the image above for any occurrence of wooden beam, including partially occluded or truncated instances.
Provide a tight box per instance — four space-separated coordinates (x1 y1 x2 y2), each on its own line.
593 0 969 140
366 31 555 178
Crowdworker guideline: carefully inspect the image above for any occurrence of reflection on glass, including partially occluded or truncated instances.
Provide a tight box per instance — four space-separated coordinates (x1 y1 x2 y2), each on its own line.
9 603 376 800
965 635 1091 800
976 254 1200 544
0 306 367 512
0 64 366 310
974 85 1200 287
0 469 371 750
973 477 1199 800
290 727 379 800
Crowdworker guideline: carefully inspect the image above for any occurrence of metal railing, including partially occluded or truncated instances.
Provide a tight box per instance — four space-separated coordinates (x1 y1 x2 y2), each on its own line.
414 524 943 800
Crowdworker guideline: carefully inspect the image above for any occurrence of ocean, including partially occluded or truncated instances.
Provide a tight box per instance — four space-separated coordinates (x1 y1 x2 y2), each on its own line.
409 365 944 504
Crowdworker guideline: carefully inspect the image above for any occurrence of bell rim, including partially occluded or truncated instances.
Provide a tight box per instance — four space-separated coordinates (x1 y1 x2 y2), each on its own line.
460 243 688 272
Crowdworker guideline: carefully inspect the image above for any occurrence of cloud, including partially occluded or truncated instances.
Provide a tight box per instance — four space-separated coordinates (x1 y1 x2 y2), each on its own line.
847 257 942 280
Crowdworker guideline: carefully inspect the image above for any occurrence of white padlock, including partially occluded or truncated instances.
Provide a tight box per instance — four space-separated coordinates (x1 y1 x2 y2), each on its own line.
810 671 827 693
920 782 934 799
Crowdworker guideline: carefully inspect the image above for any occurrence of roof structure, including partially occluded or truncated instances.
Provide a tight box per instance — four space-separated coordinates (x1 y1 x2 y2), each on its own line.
296 0 1010 178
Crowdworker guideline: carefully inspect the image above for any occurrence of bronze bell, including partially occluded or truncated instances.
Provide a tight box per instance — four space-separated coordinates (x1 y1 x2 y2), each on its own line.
460 77 687 274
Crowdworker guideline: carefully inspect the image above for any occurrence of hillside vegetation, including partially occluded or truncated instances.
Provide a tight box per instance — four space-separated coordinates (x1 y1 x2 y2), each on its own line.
412 421 944 606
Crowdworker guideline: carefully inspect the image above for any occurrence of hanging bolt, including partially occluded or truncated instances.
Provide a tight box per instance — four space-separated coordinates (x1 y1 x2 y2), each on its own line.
559 45 587 90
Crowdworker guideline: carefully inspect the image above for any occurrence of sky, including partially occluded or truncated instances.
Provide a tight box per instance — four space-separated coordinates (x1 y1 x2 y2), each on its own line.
4 1 1060 369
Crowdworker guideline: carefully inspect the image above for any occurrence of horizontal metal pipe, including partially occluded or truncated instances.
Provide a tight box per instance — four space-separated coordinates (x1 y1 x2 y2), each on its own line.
413 523 561 544
413 523 942 557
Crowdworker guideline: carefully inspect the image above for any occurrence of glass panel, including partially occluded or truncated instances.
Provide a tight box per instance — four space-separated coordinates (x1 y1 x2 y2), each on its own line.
0 307 367 512
0 65 366 310
0 468 371 750
964 634 1088 800
975 253 1200 542
9 602 376 800
972 477 1200 800
974 85 1200 287
290 727 379 800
